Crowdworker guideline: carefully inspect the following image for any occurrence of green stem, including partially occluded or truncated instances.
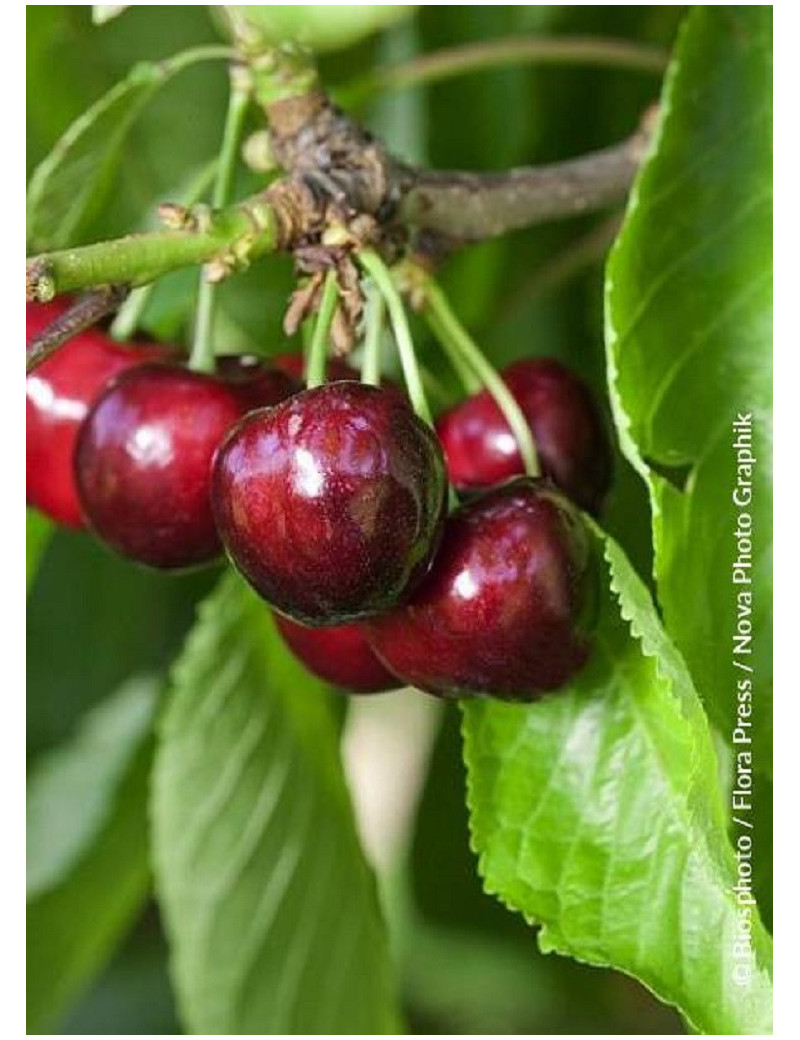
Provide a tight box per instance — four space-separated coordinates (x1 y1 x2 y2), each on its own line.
340 35 668 107
357 251 432 427
360 282 385 387
421 276 540 478
110 161 220 341
190 81 252 373
305 270 339 388
109 285 154 341
161 44 236 75
26 196 278 300
423 307 481 396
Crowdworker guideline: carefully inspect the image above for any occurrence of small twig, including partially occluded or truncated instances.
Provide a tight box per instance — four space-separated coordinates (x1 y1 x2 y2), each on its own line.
341 35 669 107
26 286 129 372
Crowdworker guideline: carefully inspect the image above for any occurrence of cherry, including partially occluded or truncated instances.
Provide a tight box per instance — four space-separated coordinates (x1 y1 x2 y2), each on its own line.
365 479 593 700
26 299 167 528
435 358 612 514
273 613 399 693
212 382 447 625
74 359 294 569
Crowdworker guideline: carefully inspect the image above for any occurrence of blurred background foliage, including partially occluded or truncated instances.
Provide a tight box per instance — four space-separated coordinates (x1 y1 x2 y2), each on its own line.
28 5 687 1033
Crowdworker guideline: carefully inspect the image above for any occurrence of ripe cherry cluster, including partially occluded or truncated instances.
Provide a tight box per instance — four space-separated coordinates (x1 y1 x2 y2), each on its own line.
27 298 611 701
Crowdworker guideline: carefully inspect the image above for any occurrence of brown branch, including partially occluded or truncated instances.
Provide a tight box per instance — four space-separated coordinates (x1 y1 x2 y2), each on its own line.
26 287 129 373
263 92 656 252
399 117 653 244
27 80 657 303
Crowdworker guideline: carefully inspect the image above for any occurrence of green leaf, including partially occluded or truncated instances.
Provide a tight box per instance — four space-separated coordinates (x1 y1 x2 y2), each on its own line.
26 509 52 593
462 526 772 1035
27 676 157 899
151 573 399 1034
26 61 166 251
27 528 215 758
26 45 230 251
27 678 157 1032
605 7 772 773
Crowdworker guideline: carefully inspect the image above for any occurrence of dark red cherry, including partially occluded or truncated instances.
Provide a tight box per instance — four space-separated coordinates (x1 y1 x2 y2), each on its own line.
274 613 400 693
26 300 167 528
273 352 359 384
365 479 593 700
435 358 612 514
75 364 253 569
212 382 447 625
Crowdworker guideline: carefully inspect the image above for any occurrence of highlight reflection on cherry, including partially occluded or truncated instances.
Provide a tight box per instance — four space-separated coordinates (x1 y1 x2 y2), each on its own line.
436 358 612 514
75 360 295 569
212 382 447 625
366 479 593 700
26 300 167 528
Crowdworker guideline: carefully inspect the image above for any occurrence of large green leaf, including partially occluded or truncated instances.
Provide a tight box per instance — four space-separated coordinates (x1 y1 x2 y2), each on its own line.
605 6 772 773
26 45 228 251
462 527 772 1035
27 678 157 1032
151 573 399 1034
27 677 157 899
27 528 214 758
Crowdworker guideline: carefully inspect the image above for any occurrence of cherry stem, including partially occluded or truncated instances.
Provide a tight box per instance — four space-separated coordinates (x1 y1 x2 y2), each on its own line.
360 281 385 387
111 161 221 342
420 275 541 478
422 308 481 395
109 285 154 342
189 76 251 373
357 250 433 427
305 269 339 388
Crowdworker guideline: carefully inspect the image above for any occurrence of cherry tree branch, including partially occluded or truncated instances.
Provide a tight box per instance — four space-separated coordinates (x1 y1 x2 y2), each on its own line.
26 196 279 301
26 41 658 302
399 119 652 243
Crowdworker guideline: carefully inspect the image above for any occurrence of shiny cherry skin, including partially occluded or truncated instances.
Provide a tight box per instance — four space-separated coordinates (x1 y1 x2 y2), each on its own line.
26 299 167 528
274 613 400 693
365 479 593 700
74 361 287 569
435 358 612 514
212 382 447 625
